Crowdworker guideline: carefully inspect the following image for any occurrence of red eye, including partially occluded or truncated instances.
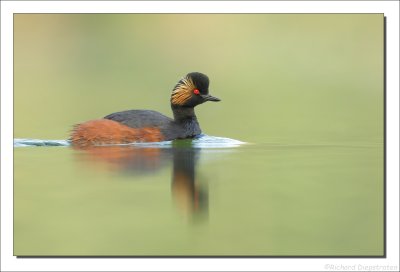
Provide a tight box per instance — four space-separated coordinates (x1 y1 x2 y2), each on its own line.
193 89 200 95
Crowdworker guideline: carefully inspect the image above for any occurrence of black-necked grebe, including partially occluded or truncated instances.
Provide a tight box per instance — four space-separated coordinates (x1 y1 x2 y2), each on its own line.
70 72 220 146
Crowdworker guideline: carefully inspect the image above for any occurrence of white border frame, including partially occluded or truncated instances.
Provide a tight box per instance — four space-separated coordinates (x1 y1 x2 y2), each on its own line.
1 1 399 271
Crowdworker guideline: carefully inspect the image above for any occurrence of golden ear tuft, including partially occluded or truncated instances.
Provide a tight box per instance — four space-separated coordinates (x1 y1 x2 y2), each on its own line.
171 76 196 106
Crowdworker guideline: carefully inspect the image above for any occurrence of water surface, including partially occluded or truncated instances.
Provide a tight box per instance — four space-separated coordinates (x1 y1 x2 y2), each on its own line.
14 137 383 256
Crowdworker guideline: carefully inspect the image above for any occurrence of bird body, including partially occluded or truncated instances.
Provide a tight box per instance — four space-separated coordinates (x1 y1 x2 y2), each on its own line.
70 72 220 146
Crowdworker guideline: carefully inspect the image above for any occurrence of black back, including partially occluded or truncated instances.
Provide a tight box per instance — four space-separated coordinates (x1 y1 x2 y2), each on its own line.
104 110 173 128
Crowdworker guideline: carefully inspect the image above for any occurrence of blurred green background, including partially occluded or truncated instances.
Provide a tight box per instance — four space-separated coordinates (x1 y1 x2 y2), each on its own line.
14 14 383 144
14 14 384 256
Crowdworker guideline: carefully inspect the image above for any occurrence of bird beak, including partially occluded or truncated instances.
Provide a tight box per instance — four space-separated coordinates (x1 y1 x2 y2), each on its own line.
201 94 221 102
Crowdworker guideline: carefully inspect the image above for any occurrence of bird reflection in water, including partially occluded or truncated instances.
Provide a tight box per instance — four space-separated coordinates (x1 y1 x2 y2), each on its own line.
171 144 208 220
72 140 208 221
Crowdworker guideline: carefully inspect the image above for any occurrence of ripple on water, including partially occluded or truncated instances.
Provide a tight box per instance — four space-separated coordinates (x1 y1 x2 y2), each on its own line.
13 135 245 149
13 139 70 147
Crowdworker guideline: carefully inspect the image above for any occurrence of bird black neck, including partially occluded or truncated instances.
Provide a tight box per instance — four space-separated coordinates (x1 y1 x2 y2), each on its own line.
172 106 197 122
171 106 202 137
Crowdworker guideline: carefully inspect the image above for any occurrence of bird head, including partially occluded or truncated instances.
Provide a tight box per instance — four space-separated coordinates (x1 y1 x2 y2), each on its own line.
170 72 220 108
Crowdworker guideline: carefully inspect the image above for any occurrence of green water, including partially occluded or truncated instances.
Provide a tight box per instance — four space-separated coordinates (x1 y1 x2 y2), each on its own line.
14 142 383 256
13 14 384 256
